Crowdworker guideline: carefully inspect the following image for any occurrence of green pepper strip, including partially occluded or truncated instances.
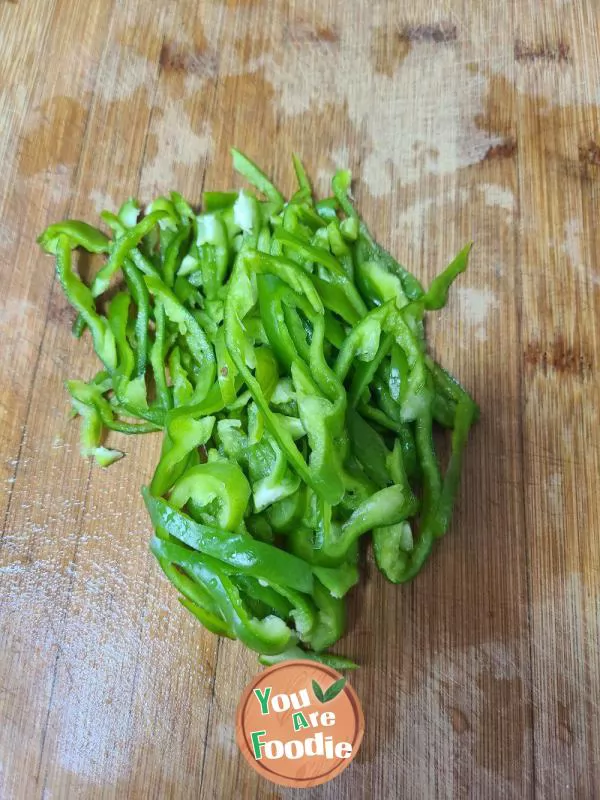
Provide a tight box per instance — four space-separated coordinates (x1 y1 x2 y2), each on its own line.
291 361 346 506
314 198 339 222
433 398 477 537
349 333 394 408
363 383 419 479
381 307 431 422
249 434 301 512
169 346 193 406
307 579 345 652
425 355 479 413
282 205 313 242
203 191 238 212
323 312 346 349
144 274 216 403
91 210 169 298
326 220 354 277
331 170 357 220
152 529 231 626
268 583 317 642
424 243 472 310
117 197 140 228
295 206 327 234
71 211 165 339
66 380 158 434
144 490 314 593
307 484 419 566
259 647 358 670
431 394 457 428
275 228 367 319
355 253 409 309
121 259 149 379
235 575 294 620
286 312 348 504
334 304 390 382
313 561 359 599
150 415 215 498
347 409 391 489
167 381 227 421
67 394 123 467
150 537 293 654
38 220 110 255
153 550 235 638
265 486 305 532
340 216 358 241
54 235 117 370
107 292 134 378
162 225 190 288
273 228 342 274
100 211 161 278
170 191 195 223
231 147 284 209
168 460 250 531
292 153 312 196
195 213 230 298
386 437 413 497
214 327 237 406
250 347 279 443
309 274 363 326
379 404 442 583
372 521 414 583
179 597 236 638
149 300 172 410
257 274 313 369
356 225 425 302
388 344 408 402
226 251 339 501
415 404 442 521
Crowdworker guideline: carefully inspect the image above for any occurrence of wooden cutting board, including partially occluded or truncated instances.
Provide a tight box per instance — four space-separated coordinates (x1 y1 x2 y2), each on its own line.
1 1 599 797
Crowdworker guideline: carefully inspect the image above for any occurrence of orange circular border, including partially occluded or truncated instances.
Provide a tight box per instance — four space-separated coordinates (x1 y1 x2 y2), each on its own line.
236 660 364 788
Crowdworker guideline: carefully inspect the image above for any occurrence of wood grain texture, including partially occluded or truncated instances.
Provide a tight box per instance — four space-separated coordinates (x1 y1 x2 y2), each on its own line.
1 1 599 798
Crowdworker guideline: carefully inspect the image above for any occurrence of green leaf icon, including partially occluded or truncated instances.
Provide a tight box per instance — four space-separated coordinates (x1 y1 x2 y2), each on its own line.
312 677 346 703
323 677 346 702
312 679 325 703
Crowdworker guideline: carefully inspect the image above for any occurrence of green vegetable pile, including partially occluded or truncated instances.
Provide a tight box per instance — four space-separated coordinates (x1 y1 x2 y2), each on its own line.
38 150 478 669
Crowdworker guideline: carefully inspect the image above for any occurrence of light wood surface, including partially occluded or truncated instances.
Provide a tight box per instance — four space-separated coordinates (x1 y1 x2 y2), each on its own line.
1 1 599 798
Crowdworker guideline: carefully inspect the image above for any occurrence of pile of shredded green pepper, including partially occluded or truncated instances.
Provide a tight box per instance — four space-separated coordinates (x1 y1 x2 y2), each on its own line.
39 150 478 669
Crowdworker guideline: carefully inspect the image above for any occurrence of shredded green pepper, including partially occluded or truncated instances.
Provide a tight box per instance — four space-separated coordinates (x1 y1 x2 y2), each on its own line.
39 150 478 668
